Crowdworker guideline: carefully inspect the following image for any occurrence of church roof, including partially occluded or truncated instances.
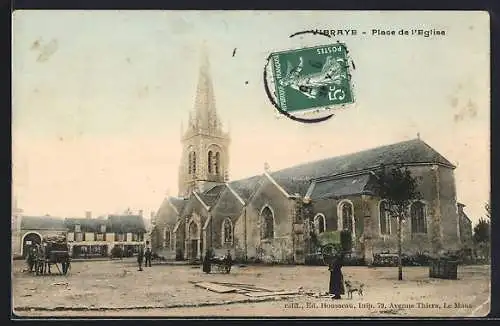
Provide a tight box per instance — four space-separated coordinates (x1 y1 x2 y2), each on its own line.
199 184 226 207
163 139 454 220
168 197 188 214
457 203 472 224
179 195 204 217
308 174 375 200
21 216 67 231
211 186 245 217
270 138 454 196
228 175 262 203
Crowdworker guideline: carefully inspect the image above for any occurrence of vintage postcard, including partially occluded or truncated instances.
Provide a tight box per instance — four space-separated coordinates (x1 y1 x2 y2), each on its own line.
12 10 490 318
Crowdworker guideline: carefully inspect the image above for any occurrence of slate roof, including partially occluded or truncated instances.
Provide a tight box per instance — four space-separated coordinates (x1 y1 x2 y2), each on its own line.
199 184 226 207
168 197 188 214
228 175 263 202
270 139 454 196
212 186 245 217
107 215 146 233
309 174 375 200
179 195 203 217
160 139 453 218
21 216 67 231
457 203 472 224
64 218 110 232
460 213 472 224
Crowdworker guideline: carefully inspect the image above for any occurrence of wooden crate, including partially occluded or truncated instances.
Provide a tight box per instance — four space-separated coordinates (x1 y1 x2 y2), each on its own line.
429 259 458 280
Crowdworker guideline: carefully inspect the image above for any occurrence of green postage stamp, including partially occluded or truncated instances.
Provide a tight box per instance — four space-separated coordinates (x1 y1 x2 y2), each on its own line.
268 43 355 116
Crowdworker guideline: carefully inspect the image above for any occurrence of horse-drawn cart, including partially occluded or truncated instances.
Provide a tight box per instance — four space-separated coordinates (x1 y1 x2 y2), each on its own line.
33 236 71 276
209 256 232 274
307 230 352 265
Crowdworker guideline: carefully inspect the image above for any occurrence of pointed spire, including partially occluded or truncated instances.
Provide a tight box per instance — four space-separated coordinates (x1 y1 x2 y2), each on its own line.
200 40 210 72
192 42 219 133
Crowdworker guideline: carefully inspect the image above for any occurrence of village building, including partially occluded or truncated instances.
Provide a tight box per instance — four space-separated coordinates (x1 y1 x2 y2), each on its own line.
151 52 473 264
457 203 474 247
11 207 147 259
65 212 146 258
12 214 67 259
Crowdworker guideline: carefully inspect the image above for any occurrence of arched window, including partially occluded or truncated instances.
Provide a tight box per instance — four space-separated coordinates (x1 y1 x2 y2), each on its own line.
189 221 199 239
260 206 274 240
188 152 193 174
215 152 220 175
191 152 197 175
411 201 427 234
379 201 391 235
314 213 326 234
222 218 233 245
163 227 171 249
338 200 355 237
208 151 213 174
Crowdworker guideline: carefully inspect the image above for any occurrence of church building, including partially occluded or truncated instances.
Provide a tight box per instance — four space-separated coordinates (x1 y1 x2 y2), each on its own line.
151 51 467 264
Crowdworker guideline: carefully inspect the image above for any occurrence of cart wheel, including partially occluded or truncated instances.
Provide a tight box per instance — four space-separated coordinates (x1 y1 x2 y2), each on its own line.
321 244 338 257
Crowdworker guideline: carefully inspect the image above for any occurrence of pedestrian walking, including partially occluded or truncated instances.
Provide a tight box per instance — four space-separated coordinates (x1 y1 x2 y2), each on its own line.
137 246 144 271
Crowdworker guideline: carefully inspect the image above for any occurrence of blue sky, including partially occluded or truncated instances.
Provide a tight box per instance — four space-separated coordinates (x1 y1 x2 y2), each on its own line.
12 11 489 223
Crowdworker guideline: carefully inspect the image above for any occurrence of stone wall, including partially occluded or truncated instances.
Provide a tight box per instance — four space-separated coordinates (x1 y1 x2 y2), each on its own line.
370 165 461 255
152 202 178 254
245 179 294 263
459 212 473 247
308 195 365 254
12 231 22 257
438 167 461 251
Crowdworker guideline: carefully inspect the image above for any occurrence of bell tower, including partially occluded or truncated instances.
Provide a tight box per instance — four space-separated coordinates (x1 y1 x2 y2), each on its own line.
178 45 230 197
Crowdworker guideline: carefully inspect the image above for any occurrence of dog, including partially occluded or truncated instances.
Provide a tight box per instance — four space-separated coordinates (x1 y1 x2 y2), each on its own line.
344 280 365 299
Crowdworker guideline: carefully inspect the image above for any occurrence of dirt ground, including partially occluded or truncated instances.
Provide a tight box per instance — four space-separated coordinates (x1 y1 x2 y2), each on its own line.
11 258 490 318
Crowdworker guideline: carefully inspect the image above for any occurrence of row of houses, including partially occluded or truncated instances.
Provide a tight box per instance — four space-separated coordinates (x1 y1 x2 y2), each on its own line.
11 209 149 259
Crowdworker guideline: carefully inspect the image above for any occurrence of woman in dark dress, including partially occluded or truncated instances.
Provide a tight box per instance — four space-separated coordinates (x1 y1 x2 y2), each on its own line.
329 253 345 299
202 249 212 274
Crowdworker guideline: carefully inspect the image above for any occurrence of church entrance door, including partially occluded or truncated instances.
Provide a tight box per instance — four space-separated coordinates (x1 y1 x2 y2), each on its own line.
190 240 198 260
187 221 200 261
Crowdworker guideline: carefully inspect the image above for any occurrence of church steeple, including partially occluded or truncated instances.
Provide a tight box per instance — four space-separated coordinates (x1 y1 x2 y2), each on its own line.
178 44 230 197
188 44 222 135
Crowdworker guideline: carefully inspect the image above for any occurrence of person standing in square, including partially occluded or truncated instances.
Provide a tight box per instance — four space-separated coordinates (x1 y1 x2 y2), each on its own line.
144 241 152 267
137 245 144 271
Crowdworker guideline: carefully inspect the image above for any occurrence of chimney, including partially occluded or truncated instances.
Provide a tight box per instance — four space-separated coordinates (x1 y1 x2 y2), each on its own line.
85 211 92 219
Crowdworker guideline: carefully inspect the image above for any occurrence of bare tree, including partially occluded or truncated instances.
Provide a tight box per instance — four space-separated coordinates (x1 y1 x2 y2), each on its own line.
374 165 422 280
484 201 491 220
